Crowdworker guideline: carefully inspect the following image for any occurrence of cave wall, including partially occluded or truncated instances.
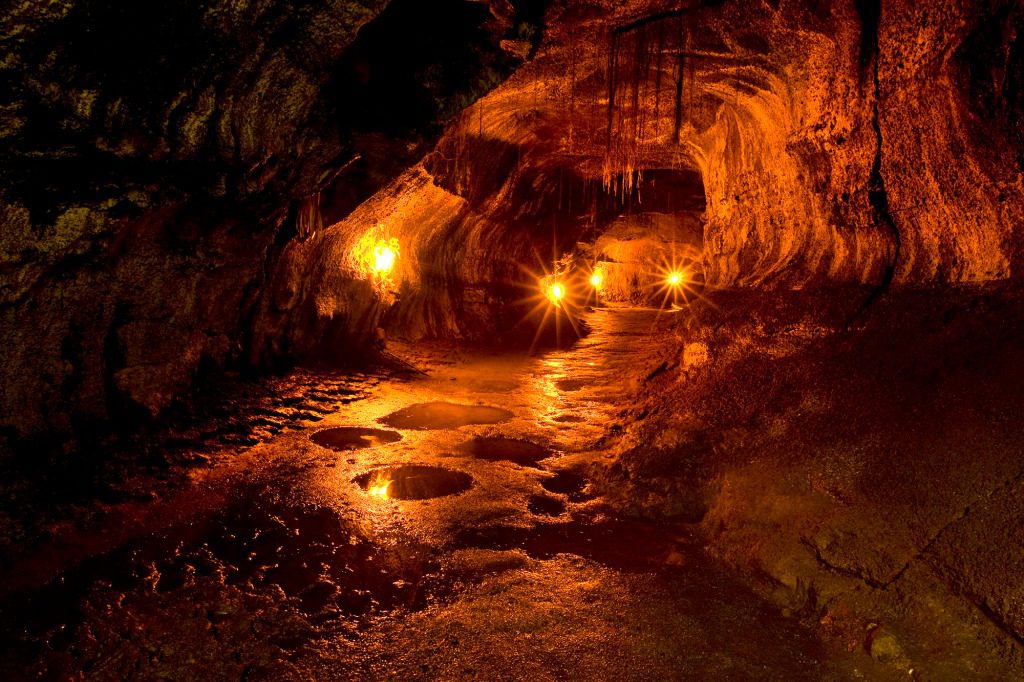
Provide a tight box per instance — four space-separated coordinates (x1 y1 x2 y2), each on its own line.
1 0 385 442
3 0 1022 444
621 0 1024 287
690 1 894 286
609 0 1023 287
0 0 543 445
269 0 1023 356
696 0 1024 287
880 1 1024 282
252 135 602 351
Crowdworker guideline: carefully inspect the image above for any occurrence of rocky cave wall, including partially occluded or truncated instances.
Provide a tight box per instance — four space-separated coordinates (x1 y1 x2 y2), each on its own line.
880 1 1023 282
268 0 1022 356
2 0 1022 444
0 0 544 447
659 0 1023 287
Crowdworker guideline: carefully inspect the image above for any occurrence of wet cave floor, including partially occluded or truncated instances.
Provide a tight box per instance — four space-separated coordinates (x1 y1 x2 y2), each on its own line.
0 304 936 680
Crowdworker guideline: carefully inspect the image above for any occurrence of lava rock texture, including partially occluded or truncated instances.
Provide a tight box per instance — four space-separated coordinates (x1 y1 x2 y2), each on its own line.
1 1 1023 676
1 0 545 447
264 0 1023 346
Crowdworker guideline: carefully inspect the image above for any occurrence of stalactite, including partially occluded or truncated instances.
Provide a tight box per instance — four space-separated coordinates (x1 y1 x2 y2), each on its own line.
673 13 685 143
631 24 644 144
653 20 666 138
568 33 577 149
296 191 323 240
606 31 619 154
687 34 696 125
603 10 689 193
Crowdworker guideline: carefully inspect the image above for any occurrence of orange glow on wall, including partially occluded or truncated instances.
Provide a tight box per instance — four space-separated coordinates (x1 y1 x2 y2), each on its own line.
351 224 401 299
373 241 397 275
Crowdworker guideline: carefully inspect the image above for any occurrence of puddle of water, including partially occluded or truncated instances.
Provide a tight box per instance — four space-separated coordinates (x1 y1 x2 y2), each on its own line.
379 402 513 430
454 514 690 573
540 471 593 501
354 466 473 500
309 427 402 451
455 437 552 466
527 494 566 517
554 378 588 392
465 379 519 393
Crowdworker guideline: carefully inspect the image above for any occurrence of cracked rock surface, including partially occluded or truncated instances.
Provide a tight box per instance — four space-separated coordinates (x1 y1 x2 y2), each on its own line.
601 285 1024 677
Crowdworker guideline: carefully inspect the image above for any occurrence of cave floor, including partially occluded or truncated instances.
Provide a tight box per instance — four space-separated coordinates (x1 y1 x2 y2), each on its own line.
1 305 904 680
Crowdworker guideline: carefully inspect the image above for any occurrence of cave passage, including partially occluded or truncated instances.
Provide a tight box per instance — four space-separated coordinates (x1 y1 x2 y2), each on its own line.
0 304 873 679
3 0 1024 679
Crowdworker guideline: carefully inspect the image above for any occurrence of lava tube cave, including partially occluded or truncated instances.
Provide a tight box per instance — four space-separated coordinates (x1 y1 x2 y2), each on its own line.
1 0 1024 679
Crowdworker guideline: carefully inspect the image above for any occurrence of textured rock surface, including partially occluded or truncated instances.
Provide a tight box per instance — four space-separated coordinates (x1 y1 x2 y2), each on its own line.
264 0 1022 357
595 286 1024 675
881 1 1024 282
0 0 543 445
4 0 1021 443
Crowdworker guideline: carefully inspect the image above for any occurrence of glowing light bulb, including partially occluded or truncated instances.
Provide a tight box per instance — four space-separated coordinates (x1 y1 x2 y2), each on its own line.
373 242 397 274
589 267 605 290
545 281 565 305
667 271 683 286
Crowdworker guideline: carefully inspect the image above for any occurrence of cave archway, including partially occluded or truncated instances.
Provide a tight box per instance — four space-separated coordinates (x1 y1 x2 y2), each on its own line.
575 167 707 305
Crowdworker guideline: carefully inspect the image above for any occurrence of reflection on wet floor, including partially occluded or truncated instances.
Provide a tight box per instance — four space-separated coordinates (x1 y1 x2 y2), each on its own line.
0 306 871 679
353 465 474 500
310 426 403 451
378 401 514 429
553 377 588 392
517 307 682 446
460 378 519 393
